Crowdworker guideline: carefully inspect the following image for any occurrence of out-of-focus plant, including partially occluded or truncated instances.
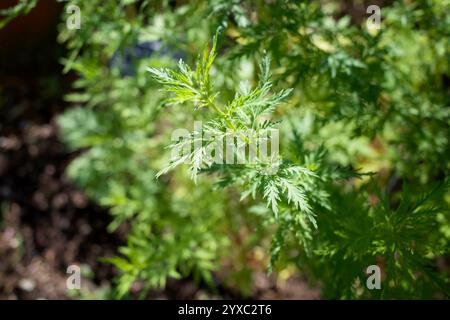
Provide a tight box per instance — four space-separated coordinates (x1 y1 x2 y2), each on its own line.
57 0 450 299
0 0 37 28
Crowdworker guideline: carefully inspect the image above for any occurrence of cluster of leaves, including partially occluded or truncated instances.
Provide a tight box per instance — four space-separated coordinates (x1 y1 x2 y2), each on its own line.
61 0 449 299
0 0 37 28
55 0 237 298
273 132 450 298
148 35 322 232
5 0 448 298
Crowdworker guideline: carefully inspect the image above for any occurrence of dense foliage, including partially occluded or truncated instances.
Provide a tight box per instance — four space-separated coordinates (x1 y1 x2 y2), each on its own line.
4 0 449 299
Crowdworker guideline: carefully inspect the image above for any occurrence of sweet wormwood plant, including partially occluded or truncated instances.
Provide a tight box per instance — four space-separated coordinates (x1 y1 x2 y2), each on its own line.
148 33 450 299
4 0 448 299
148 35 320 229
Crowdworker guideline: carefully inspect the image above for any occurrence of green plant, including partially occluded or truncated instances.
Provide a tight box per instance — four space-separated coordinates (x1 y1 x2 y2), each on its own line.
6 0 448 299
147 31 450 299
0 0 37 28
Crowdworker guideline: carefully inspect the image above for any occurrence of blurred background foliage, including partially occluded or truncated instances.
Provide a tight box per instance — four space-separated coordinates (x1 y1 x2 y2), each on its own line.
1 0 449 299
